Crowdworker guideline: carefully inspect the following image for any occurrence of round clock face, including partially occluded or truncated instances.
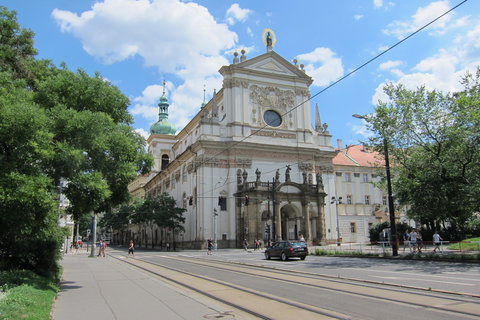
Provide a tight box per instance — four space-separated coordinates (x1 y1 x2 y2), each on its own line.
264 110 282 127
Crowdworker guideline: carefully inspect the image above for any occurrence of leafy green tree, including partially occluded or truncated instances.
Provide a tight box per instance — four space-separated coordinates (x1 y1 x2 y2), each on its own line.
364 69 480 238
0 6 152 274
154 193 186 250
99 201 136 245
0 6 37 86
128 194 186 249
0 73 62 275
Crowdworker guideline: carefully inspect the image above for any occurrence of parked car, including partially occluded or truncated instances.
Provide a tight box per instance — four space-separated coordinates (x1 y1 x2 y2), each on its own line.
264 240 308 261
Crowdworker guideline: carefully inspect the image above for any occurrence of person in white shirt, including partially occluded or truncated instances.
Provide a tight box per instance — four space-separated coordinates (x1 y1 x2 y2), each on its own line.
433 231 443 253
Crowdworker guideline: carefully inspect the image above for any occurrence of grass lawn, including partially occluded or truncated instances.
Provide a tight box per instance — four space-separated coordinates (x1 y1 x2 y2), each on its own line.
448 237 480 251
0 270 59 320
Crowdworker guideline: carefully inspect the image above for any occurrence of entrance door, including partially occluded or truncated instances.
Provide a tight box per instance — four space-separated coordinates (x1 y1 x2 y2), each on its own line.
280 205 298 240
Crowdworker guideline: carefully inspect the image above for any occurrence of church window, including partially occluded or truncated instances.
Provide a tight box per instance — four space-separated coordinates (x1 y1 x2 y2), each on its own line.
161 154 169 170
350 223 356 233
263 110 282 127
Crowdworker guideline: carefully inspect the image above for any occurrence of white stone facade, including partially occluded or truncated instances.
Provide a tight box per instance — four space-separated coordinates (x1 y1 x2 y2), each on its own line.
128 49 394 248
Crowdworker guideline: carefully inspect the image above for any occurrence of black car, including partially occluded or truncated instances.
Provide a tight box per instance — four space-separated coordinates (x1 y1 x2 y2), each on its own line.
264 240 308 261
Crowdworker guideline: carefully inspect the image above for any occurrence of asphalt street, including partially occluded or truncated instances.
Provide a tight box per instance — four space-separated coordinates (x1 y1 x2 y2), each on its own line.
130 247 480 296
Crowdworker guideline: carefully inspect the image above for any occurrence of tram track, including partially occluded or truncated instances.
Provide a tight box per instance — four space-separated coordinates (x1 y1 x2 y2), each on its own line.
163 256 480 318
111 253 480 320
111 254 349 319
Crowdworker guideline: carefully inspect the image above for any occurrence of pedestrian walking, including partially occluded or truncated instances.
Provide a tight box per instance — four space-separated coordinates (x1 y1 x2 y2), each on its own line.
207 238 213 255
403 230 411 252
410 229 418 252
299 234 305 242
97 240 105 257
166 242 170 251
417 231 423 253
243 239 248 251
128 239 135 257
433 231 443 253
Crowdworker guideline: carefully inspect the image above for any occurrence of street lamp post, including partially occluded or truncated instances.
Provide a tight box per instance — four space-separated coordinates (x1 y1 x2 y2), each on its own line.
213 208 218 250
331 196 342 246
352 114 398 256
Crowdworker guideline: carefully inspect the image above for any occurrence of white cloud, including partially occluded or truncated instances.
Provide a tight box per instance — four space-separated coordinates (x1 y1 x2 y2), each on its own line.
373 0 383 8
52 0 238 132
383 1 453 39
379 60 403 70
354 14 364 21
135 128 149 140
350 120 374 139
226 3 252 25
373 6 480 106
372 41 480 105
297 47 344 87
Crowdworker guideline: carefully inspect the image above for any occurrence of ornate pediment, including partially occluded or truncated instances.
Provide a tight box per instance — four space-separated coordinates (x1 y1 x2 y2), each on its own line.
243 56 301 77
249 85 294 110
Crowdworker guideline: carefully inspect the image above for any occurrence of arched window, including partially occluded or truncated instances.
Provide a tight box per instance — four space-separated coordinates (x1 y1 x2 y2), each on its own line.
161 154 170 170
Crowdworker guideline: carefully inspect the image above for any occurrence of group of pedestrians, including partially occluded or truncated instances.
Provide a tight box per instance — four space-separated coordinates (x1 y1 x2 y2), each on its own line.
403 229 443 253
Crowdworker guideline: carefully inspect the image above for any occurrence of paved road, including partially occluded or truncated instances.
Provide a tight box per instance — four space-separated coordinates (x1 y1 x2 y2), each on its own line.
107 248 480 320
124 247 480 296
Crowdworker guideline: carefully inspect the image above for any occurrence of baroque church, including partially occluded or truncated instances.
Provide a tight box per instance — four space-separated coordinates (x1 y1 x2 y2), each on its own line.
127 34 392 249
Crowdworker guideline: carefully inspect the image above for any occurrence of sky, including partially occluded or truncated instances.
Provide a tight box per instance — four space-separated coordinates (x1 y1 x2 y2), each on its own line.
3 0 480 147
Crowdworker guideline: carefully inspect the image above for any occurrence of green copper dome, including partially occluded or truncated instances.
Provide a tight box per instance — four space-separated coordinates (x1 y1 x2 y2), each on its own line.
150 92 176 135
150 119 176 135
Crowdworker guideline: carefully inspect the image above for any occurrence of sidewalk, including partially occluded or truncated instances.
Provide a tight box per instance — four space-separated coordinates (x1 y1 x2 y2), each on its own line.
52 250 244 320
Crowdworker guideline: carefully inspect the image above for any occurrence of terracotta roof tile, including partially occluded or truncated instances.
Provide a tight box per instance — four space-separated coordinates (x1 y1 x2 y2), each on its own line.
333 145 384 167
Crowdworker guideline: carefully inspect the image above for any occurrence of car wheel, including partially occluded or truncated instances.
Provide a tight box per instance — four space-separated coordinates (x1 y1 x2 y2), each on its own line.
265 252 271 260
281 252 288 261
300 256 306 260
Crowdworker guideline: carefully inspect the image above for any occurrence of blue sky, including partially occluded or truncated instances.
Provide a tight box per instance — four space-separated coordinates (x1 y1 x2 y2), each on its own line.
3 0 480 146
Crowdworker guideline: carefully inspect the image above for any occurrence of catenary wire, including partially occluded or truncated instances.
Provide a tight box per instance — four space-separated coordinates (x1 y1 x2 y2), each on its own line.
155 1 469 199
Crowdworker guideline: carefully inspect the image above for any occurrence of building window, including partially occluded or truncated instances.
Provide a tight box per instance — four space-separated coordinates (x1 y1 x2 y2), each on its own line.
344 172 352 182
218 196 227 211
263 110 282 127
382 196 387 205
347 195 352 204
354 173 360 178
365 195 370 205
363 173 369 183
336 172 342 177
161 154 169 170
350 223 356 233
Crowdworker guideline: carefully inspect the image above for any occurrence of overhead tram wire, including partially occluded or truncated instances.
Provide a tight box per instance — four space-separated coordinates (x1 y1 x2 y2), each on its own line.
193 0 468 198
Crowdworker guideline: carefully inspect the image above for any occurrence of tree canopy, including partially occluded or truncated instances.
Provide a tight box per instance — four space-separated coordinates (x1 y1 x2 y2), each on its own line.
0 6 152 274
364 69 480 237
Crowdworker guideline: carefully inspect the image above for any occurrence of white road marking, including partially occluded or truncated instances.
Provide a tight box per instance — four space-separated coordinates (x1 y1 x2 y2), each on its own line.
344 267 480 282
371 276 476 286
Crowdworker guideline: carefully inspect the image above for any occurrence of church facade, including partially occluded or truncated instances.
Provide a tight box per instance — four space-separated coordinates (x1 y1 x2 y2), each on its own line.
126 39 397 248
136 42 343 249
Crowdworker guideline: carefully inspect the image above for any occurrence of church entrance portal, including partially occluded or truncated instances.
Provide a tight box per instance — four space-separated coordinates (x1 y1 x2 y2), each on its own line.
280 205 298 240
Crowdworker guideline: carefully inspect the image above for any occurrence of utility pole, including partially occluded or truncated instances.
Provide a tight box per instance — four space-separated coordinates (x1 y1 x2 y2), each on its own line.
90 213 97 257
272 177 276 241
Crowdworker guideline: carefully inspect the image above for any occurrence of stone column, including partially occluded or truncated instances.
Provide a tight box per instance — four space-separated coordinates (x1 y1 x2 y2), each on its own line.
302 201 310 241
275 203 282 241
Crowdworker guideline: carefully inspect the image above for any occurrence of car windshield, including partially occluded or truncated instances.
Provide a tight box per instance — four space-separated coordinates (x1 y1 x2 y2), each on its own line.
290 242 305 246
